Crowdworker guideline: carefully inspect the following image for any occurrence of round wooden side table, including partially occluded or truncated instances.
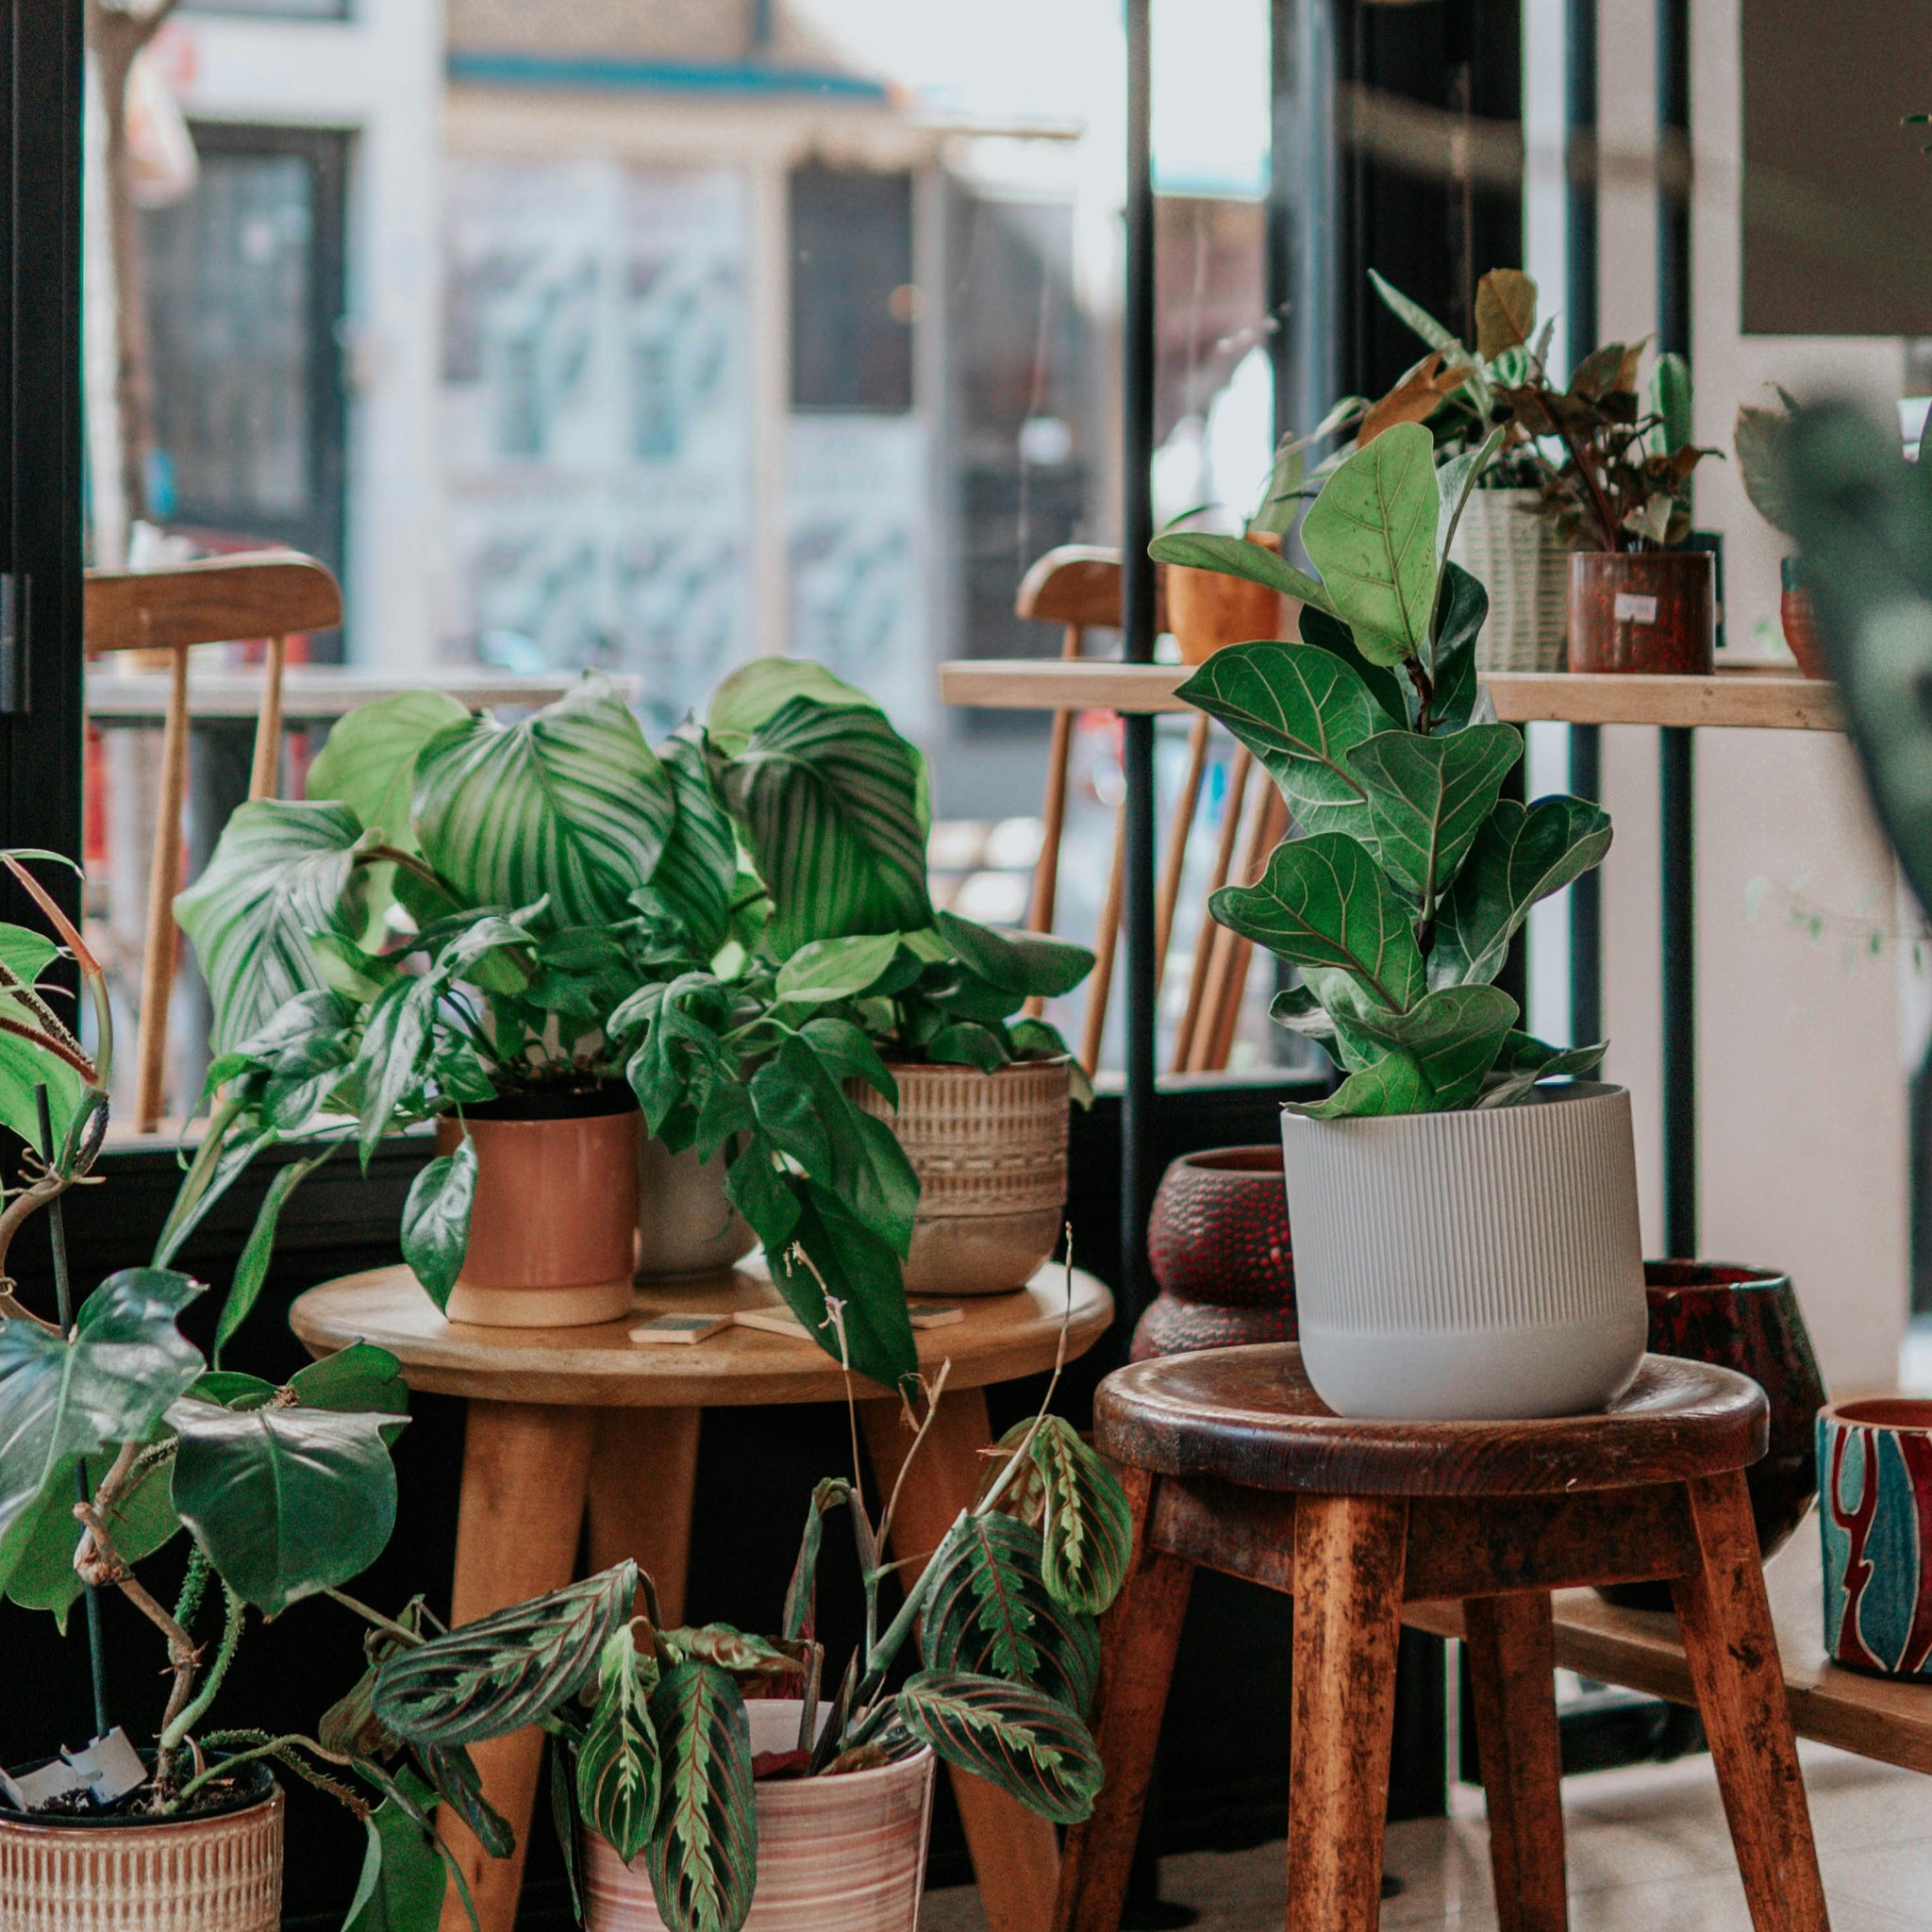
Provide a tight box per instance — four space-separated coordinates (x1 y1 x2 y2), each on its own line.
291 1262 1112 1932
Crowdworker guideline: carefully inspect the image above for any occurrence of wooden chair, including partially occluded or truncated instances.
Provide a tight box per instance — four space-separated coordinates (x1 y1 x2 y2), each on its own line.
1054 1345 1828 1932
84 549 342 1132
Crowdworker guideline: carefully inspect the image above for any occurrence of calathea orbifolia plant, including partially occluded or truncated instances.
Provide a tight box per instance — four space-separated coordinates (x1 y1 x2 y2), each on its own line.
606 660 1092 1394
165 675 723 1323
1151 423 1613 1114
355 1275 1125 1932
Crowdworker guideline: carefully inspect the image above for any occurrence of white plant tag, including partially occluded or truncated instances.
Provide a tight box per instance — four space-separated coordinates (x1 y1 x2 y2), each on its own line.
2 1757 90 1811
64 1729 147 1807
1613 592 1658 625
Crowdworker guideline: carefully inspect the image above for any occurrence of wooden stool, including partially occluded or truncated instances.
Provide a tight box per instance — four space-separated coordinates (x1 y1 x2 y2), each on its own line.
1054 1344 1828 1932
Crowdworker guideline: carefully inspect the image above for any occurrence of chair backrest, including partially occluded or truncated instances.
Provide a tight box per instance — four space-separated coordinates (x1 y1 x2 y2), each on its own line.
1013 544 1167 634
84 548 343 1132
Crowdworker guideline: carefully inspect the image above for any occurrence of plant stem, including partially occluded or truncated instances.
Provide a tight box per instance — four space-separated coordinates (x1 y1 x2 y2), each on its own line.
160 1585 244 1750
325 1587 427 1648
174 1546 212 1634
169 1731 357 1811
151 1092 247 1268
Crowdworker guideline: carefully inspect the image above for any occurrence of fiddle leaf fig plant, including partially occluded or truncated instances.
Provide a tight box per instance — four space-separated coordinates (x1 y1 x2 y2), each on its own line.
1155 425 1614 1115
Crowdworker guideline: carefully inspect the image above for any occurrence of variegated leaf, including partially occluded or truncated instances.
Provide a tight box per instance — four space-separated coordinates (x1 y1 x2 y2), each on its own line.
897 1671 1103 1824
644 727 738 958
1024 1417 1133 1617
576 1627 660 1863
374 1563 637 1747
645 1661 757 1932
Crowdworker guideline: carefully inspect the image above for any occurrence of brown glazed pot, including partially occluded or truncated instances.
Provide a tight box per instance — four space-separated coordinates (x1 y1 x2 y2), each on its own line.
1780 558 1828 679
1164 531 1289 665
436 1086 641 1327
1132 1146 1296 1359
1568 549 1715 675
0 1768 282 1931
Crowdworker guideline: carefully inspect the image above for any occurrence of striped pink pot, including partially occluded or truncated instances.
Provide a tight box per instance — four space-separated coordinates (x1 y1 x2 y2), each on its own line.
0 1780 282 1931
583 1703 935 1932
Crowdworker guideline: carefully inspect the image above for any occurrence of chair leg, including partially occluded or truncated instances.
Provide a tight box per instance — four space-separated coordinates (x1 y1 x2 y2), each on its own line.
1288 1493 1408 1932
1052 1469 1194 1932
1672 1470 1829 1932
1464 1592 1568 1932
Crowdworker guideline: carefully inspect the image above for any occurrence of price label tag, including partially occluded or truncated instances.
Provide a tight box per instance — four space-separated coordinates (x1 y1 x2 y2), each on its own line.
1613 592 1658 625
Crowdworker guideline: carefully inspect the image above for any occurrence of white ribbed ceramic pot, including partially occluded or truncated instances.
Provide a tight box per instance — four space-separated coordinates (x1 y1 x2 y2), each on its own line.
0 1777 282 1931
636 1138 755 1281
1449 488 1568 673
1280 1082 1646 1420
583 1702 935 1932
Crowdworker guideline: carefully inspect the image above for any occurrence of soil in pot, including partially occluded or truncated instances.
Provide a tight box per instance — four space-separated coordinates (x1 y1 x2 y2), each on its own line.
1568 550 1715 675
438 1081 641 1327
1134 1145 1296 1359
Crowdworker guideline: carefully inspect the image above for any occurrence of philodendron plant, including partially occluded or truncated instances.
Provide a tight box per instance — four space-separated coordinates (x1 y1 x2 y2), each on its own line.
350 1284 1124 1932
1151 423 1613 1115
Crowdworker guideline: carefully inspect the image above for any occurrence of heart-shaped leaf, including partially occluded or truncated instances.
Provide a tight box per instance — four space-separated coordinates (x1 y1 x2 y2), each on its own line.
308 689 470 851
645 1661 756 1932
1345 723 1523 905
1024 1416 1133 1616
1337 984 1520 1110
897 1670 1102 1824
775 932 903 1005
288 1342 409 1417
3 1448 180 1623
401 1137 477 1310
578 1627 661 1864
343 1788 450 1932
935 912 1094 999
1474 268 1538 361
706 657 883 758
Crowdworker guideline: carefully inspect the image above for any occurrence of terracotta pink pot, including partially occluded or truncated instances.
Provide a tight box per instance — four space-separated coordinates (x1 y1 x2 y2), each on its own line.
583 1701 935 1932
435 1089 641 1328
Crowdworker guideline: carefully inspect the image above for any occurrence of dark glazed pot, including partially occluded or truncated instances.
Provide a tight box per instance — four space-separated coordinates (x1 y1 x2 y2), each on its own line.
1599 1259 1827 1609
1132 1147 1296 1360
1569 550 1715 675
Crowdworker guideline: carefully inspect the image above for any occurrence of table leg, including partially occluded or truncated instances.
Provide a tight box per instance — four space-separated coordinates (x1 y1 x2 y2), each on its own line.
859 1388 1061 1932
1288 1493 1408 1932
438 1401 596 1932
587 1407 701 1627
1464 1591 1567 1932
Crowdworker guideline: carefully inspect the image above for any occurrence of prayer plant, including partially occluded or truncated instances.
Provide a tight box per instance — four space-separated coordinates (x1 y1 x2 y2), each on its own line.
1150 423 1613 1115
348 1273 1125 1932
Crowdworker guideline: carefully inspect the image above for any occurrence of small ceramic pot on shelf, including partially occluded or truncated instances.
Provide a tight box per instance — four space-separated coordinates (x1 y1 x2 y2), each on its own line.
1568 549 1715 675
1133 1145 1296 1360
636 1137 753 1282
1163 530 1290 665
1819 1396 1932 1680
1780 557 1829 680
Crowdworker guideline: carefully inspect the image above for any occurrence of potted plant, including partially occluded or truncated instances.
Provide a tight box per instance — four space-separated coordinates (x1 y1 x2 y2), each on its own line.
0 855 428 1929
170 675 726 1328
1734 385 1828 677
1150 424 1645 1420
357 1278 1125 1932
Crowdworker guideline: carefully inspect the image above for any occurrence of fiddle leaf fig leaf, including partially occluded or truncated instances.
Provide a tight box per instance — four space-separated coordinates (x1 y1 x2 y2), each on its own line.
1293 607 1410 727
644 1661 756 1932
401 1138 477 1311
374 1563 638 1747
1344 724 1523 905
1429 796 1613 988
1287 1049 1430 1118
577 1627 661 1865
1481 1033 1608 1108
1148 530 1331 611
1210 833 1424 1016
1427 563 1490 732
1025 1416 1133 1617
897 1672 1103 1824
1337 984 1520 1110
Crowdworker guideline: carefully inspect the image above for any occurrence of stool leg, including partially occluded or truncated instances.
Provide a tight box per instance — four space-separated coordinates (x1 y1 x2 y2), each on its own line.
1053 1469 1194 1932
1672 1471 1829 1932
586 1407 700 1626
1288 1493 1408 1932
1465 1592 1568 1932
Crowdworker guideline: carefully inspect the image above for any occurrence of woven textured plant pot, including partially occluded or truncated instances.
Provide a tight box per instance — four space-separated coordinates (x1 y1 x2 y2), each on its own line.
583 1701 935 1932
1448 488 1567 672
0 1774 281 1931
1281 1082 1647 1420
637 1137 754 1281
853 1061 1070 1295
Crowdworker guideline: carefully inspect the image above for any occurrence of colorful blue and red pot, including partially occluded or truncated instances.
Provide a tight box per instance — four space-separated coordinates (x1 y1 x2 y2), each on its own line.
1820 1397 1932 1680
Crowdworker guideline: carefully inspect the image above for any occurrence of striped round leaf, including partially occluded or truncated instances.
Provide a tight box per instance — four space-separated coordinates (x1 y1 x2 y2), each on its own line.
1025 1417 1133 1616
374 1562 638 1747
308 690 470 851
645 727 738 957
721 697 931 958
577 1627 660 1863
920 1510 1099 1714
897 1671 1102 1824
175 800 374 1053
706 657 881 757
644 1660 756 1932
412 675 675 930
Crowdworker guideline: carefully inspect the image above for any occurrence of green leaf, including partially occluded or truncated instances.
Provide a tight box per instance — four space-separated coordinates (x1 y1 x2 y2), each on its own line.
578 1627 661 1864
0 923 89 1152
1299 423 1441 666
921 1510 1099 1713
412 674 675 930
1344 724 1522 905
935 912 1094 998
1025 1416 1133 1616
1147 530 1329 610
722 1136 801 1256
1368 267 1464 360
175 799 374 1053
797 1016 897 1107
1210 832 1424 1014
169 1396 400 1616
645 1661 756 1932
1482 1033 1608 1108
775 932 902 1004
3 1449 180 1624
771 1183 918 1392
1295 606 1411 729
1437 428 1504 563
374 1563 638 1746
1174 639 1381 839
707 657 884 758
1427 563 1489 732
1338 984 1520 1109
549 1736 585 1925
897 1671 1103 1825
0 1269 203 1596
926 1022 1006 1073
343 1790 450 1932
649 727 739 958
213 1152 330 1365
308 691 471 851
288 1343 410 1418
1429 796 1613 988
424 1744 514 1859
781 1477 855 1641
401 1139 477 1312
722 698 932 958
1288 1052 1429 1118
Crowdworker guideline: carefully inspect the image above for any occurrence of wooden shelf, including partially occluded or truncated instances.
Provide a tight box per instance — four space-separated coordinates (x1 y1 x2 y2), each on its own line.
940 658 1843 732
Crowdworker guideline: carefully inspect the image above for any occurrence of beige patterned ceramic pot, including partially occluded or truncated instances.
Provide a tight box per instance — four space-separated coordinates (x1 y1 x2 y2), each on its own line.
583 1700 935 1932
853 1060 1071 1295
0 1772 281 1931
